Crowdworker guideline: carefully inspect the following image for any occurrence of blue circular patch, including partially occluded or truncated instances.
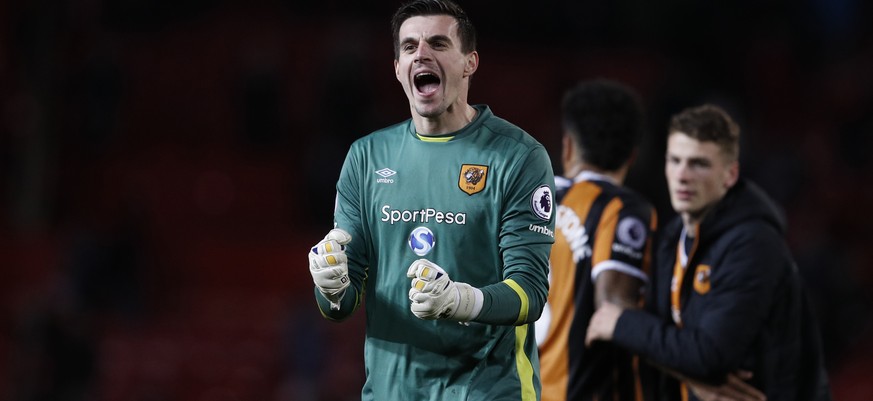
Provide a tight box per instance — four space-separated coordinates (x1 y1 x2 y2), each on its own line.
408 226 435 256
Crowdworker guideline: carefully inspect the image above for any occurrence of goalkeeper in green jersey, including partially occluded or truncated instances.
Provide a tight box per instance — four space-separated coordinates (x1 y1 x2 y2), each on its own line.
306 0 555 400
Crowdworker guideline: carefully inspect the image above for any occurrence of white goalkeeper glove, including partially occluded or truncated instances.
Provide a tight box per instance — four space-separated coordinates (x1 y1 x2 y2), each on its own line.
309 228 352 310
407 259 483 322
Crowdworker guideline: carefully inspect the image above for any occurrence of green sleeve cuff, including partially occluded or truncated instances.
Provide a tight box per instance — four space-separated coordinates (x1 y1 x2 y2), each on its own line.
476 278 543 325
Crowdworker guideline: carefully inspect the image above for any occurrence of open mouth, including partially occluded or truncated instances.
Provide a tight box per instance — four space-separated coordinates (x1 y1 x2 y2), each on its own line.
414 72 441 95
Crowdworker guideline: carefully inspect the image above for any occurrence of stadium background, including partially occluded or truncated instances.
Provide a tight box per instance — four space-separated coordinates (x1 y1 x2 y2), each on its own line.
1 0 871 400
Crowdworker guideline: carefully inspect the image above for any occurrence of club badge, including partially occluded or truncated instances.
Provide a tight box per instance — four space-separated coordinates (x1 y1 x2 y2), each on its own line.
458 164 489 195
693 264 711 295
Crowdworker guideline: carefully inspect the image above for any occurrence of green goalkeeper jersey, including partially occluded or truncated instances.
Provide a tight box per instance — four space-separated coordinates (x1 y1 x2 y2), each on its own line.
315 105 555 401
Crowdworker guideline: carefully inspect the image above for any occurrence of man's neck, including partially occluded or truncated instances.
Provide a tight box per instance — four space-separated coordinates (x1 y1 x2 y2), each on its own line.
414 104 477 136
681 209 711 237
564 162 628 185
681 214 698 237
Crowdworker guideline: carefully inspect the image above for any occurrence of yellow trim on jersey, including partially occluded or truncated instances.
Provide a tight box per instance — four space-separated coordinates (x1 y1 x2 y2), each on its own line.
504 279 529 324
515 324 537 401
416 133 454 142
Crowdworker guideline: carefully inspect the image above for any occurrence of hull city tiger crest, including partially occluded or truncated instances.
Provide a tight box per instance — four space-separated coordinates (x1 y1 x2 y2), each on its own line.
459 164 489 195
694 264 712 295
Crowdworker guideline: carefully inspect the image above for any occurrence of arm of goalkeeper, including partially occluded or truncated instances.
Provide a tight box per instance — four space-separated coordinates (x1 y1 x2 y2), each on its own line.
309 228 352 310
407 259 484 322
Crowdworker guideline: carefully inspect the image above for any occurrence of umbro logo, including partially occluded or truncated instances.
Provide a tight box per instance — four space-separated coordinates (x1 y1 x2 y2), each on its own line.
375 168 396 184
375 168 396 178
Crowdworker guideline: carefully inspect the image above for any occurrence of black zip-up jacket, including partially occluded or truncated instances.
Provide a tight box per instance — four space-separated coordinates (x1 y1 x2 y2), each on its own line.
612 179 831 401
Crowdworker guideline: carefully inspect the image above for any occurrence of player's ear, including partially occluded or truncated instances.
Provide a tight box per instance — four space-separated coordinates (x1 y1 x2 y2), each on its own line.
463 51 479 77
561 133 573 168
394 59 401 82
724 160 739 189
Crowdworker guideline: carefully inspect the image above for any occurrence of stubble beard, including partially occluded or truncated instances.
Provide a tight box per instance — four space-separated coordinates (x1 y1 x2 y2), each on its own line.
414 100 447 119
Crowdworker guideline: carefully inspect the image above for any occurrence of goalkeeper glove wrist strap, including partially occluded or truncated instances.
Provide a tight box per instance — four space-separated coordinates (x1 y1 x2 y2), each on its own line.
453 283 484 322
320 287 347 311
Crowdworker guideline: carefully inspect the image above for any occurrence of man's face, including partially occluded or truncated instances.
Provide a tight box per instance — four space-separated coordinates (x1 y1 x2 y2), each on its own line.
394 15 477 119
665 132 738 222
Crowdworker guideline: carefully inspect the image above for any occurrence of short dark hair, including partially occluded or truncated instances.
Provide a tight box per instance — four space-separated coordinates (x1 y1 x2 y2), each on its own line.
561 79 645 171
669 104 740 161
391 0 477 60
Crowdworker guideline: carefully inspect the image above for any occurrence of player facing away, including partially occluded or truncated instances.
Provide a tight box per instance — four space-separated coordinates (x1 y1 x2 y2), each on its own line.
306 1 556 400
535 79 657 401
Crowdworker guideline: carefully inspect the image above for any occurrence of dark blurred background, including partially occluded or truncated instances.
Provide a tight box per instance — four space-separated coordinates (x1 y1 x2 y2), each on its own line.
1 0 872 400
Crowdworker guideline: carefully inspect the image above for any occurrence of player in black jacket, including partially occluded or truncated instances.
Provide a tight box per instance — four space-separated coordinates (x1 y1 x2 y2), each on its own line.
586 104 831 401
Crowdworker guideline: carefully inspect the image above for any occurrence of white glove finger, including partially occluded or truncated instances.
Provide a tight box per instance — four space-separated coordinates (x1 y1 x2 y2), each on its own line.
324 251 348 267
413 277 450 294
406 259 425 278
409 290 429 304
410 297 439 319
321 239 345 254
312 265 347 283
310 249 348 269
308 251 320 270
314 238 346 257
411 278 427 292
407 259 445 280
409 286 422 301
325 228 352 245
311 229 350 258
415 298 450 319
411 305 433 318
310 253 338 270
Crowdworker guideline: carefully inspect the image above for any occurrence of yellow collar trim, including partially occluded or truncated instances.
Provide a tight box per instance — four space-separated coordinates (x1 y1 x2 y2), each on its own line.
417 133 454 142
